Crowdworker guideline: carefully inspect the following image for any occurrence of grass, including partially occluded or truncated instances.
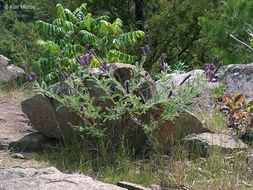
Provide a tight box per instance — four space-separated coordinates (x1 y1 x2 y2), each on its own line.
31 132 253 190
0 80 36 102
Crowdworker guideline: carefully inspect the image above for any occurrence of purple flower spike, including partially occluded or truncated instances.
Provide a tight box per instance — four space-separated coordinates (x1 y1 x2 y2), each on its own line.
91 49 102 64
147 34 150 45
126 80 130 94
80 105 84 111
84 44 89 54
22 64 36 82
84 55 88 65
56 62 65 79
114 108 119 114
141 47 146 56
161 53 165 66
177 109 181 113
26 72 36 82
214 61 222 74
145 45 150 55
180 74 191 86
161 66 167 72
168 90 173 99
88 52 92 65
212 56 218 65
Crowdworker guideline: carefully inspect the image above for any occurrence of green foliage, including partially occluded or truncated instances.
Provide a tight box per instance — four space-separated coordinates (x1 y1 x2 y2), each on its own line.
35 59 203 154
35 3 145 84
198 0 253 65
146 0 220 72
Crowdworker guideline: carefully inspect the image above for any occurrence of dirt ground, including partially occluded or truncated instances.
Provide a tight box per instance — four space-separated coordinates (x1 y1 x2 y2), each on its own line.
0 93 49 169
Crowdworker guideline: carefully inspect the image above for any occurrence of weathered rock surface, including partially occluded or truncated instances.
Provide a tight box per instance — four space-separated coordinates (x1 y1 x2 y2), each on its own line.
0 96 35 150
182 133 248 157
21 93 82 139
0 54 24 83
143 104 212 151
217 63 253 102
111 63 156 101
0 167 126 190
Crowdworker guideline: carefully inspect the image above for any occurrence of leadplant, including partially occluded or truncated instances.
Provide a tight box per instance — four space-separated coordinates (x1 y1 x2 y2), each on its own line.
34 55 203 152
35 3 145 84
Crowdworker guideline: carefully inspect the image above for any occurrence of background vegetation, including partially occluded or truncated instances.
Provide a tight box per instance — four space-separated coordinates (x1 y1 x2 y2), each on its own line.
1 0 252 77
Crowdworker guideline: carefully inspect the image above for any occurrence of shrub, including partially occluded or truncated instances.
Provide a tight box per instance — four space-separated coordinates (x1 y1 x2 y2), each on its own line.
35 3 145 84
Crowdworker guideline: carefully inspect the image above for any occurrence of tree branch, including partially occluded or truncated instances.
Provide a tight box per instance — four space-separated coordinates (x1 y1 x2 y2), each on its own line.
230 34 253 53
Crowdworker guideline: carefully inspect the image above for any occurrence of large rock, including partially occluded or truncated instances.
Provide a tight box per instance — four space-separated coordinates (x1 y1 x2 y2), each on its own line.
0 54 25 83
21 93 83 139
156 70 220 114
182 133 248 157
111 63 156 101
141 104 212 152
0 167 126 190
217 63 253 102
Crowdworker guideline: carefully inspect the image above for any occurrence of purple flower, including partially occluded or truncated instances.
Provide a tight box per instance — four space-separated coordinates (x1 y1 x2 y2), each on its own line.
147 34 150 45
114 108 119 114
161 66 167 72
22 64 36 82
180 74 191 86
145 72 148 76
141 47 146 56
77 55 86 66
80 105 84 111
88 52 92 65
28 72 36 82
212 55 218 65
56 62 65 80
145 45 150 55
91 49 102 64
84 44 89 54
161 53 166 72
99 61 110 73
168 90 173 99
126 80 130 94
177 109 181 113
214 61 222 74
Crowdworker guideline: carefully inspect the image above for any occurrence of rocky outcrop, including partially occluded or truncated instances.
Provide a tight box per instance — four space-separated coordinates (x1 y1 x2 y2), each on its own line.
0 54 25 83
217 63 253 102
182 133 248 157
0 167 126 190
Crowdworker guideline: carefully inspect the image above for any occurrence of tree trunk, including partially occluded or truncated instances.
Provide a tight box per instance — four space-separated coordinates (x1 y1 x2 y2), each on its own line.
134 0 144 30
